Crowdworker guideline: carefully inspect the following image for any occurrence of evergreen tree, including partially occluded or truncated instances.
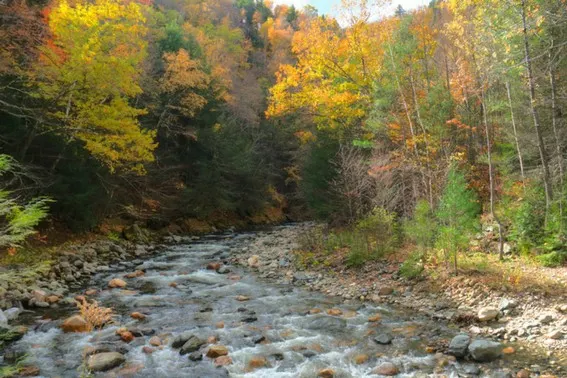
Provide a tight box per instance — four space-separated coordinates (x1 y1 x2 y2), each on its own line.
436 165 480 274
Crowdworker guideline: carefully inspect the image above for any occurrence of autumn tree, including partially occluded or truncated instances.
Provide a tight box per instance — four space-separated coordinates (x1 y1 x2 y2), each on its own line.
35 0 157 173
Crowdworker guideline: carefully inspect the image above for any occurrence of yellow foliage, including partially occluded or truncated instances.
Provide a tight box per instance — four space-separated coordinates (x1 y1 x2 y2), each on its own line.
161 49 209 117
36 0 156 173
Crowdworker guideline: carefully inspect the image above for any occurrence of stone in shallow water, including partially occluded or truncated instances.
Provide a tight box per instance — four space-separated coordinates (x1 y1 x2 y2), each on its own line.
61 315 89 333
87 352 125 372
303 315 347 332
468 339 503 362
206 345 229 358
171 332 196 348
448 334 471 358
373 362 399 376
374 333 393 345
180 336 206 355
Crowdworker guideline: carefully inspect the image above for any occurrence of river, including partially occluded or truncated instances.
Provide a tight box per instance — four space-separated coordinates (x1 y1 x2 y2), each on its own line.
5 227 536 377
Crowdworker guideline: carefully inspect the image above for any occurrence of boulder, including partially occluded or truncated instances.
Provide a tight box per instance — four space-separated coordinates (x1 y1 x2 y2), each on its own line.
188 352 203 361
478 307 499 322
180 336 206 355
373 362 399 376
61 315 90 333
108 279 127 289
448 334 471 358
87 352 125 372
468 339 503 362
206 345 229 358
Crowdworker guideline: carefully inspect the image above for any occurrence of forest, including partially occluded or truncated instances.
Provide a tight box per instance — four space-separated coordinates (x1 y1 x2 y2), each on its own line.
1 0 567 273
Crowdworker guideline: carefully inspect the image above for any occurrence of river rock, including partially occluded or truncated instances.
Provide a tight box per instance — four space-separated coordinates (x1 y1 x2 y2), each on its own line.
499 299 517 311
248 255 260 268
207 262 221 271
546 329 563 340
304 316 347 332
217 266 230 274
206 345 229 358
246 355 268 370
318 368 335 378
215 356 232 366
172 332 197 348
130 312 146 320
373 362 399 376
149 336 161 346
4 308 21 321
378 286 394 296
180 336 206 355
32 289 47 303
374 333 393 345
61 315 89 333
108 278 127 289
87 352 125 372
0 309 8 329
478 307 499 322
448 334 471 358
188 351 203 361
468 339 503 362
538 314 553 325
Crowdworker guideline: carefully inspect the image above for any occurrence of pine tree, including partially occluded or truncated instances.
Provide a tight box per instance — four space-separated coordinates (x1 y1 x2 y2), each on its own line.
436 165 480 274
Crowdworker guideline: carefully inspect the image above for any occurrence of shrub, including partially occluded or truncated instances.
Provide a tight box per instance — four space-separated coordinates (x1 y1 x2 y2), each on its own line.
76 298 114 331
405 199 437 250
399 251 425 279
346 207 400 267
536 251 567 268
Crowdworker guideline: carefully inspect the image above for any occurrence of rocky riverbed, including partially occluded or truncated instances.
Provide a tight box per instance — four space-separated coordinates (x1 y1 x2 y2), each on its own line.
232 223 567 377
0 223 565 377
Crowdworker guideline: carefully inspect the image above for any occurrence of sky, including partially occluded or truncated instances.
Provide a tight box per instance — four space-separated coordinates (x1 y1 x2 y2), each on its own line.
272 0 430 16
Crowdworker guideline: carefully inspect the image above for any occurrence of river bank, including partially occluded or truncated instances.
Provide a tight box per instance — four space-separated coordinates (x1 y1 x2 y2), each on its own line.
231 223 567 377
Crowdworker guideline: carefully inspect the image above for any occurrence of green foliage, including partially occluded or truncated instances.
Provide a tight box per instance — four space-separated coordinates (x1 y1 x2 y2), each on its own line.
0 155 51 248
399 251 425 279
347 207 400 267
436 166 480 273
405 200 437 250
181 121 269 217
536 251 567 268
299 135 339 219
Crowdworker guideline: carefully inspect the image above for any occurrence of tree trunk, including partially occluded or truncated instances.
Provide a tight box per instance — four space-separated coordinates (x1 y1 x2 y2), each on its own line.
505 82 526 187
549 45 564 232
481 93 505 260
521 0 553 216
